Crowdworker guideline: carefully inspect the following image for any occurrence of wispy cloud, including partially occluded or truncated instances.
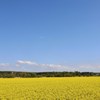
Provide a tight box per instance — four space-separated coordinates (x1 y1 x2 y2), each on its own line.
0 60 100 72
78 64 100 72
16 60 100 72
17 60 37 65
0 63 10 67
16 60 63 68
16 60 70 71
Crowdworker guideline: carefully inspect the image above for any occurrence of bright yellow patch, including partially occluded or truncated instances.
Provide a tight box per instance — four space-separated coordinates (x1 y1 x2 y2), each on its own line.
0 77 100 100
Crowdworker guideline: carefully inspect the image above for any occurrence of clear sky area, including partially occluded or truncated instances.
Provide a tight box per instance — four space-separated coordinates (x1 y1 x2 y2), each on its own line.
0 0 100 72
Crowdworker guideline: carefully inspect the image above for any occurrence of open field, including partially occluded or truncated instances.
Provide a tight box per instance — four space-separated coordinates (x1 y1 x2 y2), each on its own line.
0 77 100 100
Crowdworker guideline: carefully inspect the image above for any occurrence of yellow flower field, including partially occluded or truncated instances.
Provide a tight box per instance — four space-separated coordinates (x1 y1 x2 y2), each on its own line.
0 77 100 100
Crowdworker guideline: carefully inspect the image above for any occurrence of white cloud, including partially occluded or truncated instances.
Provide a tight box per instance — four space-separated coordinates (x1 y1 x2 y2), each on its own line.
17 60 38 66
15 60 100 72
0 63 12 71
0 63 10 67
78 64 100 72
0 60 100 72
16 60 76 71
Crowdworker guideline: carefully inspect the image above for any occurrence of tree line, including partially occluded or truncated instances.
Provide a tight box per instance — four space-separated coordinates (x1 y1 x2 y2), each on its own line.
0 71 100 78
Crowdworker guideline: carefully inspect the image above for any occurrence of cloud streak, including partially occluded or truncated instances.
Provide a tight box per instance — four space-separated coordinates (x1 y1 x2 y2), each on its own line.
0 60 100 72
16 60 71 71
17 60 38 65
0 63 10 67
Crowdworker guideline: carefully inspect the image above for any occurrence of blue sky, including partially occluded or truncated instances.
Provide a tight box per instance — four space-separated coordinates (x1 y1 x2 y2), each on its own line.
0 0 100 72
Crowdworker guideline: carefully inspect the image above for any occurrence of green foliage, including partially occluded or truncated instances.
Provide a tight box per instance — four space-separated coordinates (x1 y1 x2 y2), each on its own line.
0 71 99 78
